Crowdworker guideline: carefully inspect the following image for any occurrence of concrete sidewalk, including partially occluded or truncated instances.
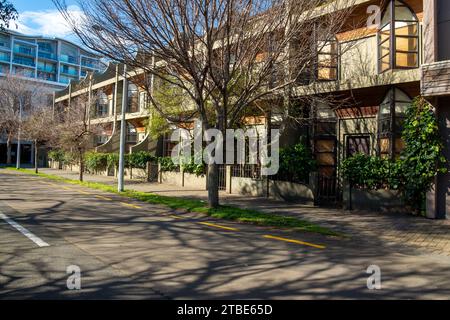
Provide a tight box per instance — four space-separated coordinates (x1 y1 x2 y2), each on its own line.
38 168 450 256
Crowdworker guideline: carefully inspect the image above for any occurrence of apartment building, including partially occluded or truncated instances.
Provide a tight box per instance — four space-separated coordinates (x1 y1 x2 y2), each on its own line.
0 30 102 85
53 0 450 217
0 30 103 166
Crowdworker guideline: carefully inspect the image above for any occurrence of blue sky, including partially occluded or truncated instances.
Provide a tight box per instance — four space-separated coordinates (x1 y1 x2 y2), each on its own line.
9 0 81 41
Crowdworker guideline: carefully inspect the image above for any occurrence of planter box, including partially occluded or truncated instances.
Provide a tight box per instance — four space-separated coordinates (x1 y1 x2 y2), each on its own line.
161 171 181 186
231 177 266 197
183 172 207 190
270 180 314 204
343 187 406 213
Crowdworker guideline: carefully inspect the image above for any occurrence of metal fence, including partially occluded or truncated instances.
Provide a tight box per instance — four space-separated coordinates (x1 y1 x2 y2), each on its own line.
231 164 262 179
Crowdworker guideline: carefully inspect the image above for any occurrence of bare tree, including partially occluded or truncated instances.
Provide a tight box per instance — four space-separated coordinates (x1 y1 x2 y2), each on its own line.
22 106 57 173
54 88 104 182
0 74 50 166
55 0 355 207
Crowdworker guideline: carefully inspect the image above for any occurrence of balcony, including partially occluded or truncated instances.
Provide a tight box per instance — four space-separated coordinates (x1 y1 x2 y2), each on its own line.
421 61 450 97
38 51 57 61
81 59 98 69
60 54 79 65
60 68 79 77
13 46 36 57
12 56 35 67
0 52 10 63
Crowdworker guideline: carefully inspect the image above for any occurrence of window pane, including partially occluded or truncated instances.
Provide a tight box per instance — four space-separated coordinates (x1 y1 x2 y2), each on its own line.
318 67 337 80
395 101 409 114
394 2 418 21
316 140 335 153
380 138 390 154
347 136 371 157
395 51 418 67
395 36 418 52
395 22 418 36
317 153 335 166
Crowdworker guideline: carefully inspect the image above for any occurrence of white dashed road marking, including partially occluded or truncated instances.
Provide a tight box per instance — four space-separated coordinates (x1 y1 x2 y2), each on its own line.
0 212 50 248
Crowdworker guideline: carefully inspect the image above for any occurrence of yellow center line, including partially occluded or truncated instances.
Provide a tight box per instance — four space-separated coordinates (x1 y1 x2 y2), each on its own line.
120 202 142 209
62 186 72 191
95 195 113 201
75 189 91 195
198 222 239 232
263 235 326 249
170 215 184 220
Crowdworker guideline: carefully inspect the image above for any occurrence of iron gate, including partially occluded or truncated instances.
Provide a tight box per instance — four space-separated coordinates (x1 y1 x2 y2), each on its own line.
317 174 339 205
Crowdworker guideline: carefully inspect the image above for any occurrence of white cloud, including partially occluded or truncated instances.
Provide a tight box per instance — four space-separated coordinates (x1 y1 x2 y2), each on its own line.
10 5 84 40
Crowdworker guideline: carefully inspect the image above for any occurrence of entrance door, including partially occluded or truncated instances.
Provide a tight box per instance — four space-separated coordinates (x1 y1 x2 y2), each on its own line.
315 138 338 205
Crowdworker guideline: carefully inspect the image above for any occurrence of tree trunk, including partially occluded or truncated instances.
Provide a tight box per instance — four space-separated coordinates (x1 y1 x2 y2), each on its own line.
79 151 84 182
6 134 12 165
34 140 39 174
207 163 219 208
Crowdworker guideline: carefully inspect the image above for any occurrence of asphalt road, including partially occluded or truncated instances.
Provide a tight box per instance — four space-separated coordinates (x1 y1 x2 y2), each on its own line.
1 169 450 299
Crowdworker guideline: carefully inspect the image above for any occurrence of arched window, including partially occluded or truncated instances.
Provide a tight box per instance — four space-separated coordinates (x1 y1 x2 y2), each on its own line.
378 0 419 72
378 87 411 158
317 37 339 81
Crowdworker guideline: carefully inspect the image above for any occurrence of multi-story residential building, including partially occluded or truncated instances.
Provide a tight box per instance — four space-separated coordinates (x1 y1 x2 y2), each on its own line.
0 30 103 166
0 30 102 86
53 0 450 218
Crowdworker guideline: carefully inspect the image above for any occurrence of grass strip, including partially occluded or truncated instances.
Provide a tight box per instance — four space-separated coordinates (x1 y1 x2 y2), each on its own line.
3 167 344 237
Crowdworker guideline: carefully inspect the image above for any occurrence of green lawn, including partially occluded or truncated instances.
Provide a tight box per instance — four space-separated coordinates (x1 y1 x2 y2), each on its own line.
4 167 344 237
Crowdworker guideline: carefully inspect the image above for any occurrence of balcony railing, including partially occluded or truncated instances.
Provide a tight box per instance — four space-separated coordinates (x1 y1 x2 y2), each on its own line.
81 60 98 69
0 53 10 62
60 68 79 77
60 54 78 64
13 46 36 57
38 51 57 60
12 57 35 67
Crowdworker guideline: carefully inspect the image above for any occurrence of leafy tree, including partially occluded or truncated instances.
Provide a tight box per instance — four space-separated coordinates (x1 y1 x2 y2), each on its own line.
0 0 18 30
399 97 447 213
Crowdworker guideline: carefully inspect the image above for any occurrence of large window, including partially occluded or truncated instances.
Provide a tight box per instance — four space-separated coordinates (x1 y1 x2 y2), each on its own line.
96 92 109 118
127 83 139 113
317 38 338 81
378 0 419 72
378 87 411 158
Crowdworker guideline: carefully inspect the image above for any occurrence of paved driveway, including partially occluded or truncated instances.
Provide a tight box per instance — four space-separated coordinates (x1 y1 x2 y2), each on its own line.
1 169 450 299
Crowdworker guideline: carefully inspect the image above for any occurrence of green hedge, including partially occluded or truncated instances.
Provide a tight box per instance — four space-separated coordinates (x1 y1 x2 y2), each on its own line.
85 152 108 172
83 151 158 173
340 154 401 190
276 142 317 183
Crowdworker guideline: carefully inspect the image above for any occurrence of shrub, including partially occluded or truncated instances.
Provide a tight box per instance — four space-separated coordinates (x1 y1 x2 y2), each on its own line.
182 157 206 176
48 150 65 162
84 152 108 172
340 153 395 190
399 97 447 212
276 142 317 183
107 153 120 170
159 156 180 172
127 151 157 169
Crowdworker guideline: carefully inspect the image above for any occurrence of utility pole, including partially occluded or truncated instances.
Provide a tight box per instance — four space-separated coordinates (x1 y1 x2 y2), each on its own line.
16 98 23 169
118 65 128 192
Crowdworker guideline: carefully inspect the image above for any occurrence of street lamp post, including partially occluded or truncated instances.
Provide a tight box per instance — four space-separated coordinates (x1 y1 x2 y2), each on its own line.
118 65 128 192
16 98 23 170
